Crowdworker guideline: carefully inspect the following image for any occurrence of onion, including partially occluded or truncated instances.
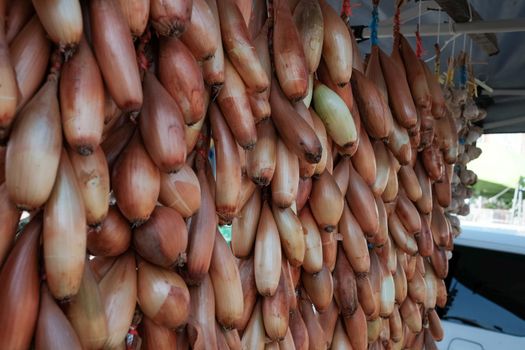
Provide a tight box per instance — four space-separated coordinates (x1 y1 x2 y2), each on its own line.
0 216 40 350
218 0 268 92
112 132 160 225
299 297 327 349
313 83 357 150
0 30 17 140
237 256 257 331
249 21 271 121
271 138 299 208
320 230 337 271
319 0 352 85
254 201 282 296
9 16 50 110
217 58 257 149
301 264 333 312
99 251 137 349
399 165 422 202
333 245 358 317
382 151 399 205
66 263 109 350
159 164 201 218
293 0 323 73
434 173 452 208
400 296 422 333
317 300 338 347
339 201 370 274
188 274 218 349
86 206 130 257
263 263 290 341
422 143 444 181
180 0 218 61
405 254 417 281
150 0 192 36
387 119 412 165
317 59 355 113
5 0 34 44
414 158 433 214
281 259 298 310
378 259 396 317
333 158 349 194
332 319 352 349
428 308 444 341
35 284 82 349
396 190 421 235
389 212 418 256
184 165 217 285
216 321 231 350
90 0 142 112
68 146 109 226
210 231 244 328
203 0 225 90
310 170 344 232
289 310 309 350
423 262 438 310
231 188 261 258
0 183 21 266
141 316 178 350
43 149 86 300
210 102 242 223
279 328 296 350
133 206 188 268
270 79 322 164
347 161 379 236
159 37 206 126
101 119 135 170
342 304 367 350
273 0 308 101
296 177 312 212
366 46 388 103
299 205 323 274
352 125 376 186
436 278 447 308
351 69 393 140
416 212 434 257
310 109 328 175
89 256 116 283
118 0 149 37
303 74 314 108
371 197 388 247
431 202 450 248
294 102 317 178
140 71 186 172
371 140 389 197
138 259 190 329
185 116 205 154
272 204 305 267
60 38 104 155
241 301 266 350
102 93 123 140
399 35 431 113
247 118 277 186
389 304 403 342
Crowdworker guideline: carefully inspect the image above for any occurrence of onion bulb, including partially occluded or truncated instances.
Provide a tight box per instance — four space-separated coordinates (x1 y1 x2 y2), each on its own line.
188 274 218 349
271 138 299 208
289 310 309 350
0 31 18 140
399 35 431 113
112 132 160 225
5 0 34 44
299 297 327 349
237 256 258 332
347 161 379 237
246 118 277 186
44 149 86 300
299 206 323 274
342 304 367 350
0 216 41 350
272 204 306 267
333 245 358 316
202 0 225 89
231 188 261 258
263 264 290 341
0 183 21 266
339 202 370 275
137 259 190 329
293 0 323 73
309 170 344 232
180 0 218 61
352 125 376 186
301 265 333 312
150 0 192 36
118 0 149 37
249 20 271 122
141 316 178 350
241 301 266 350
87 206 131 257
159 163 201 218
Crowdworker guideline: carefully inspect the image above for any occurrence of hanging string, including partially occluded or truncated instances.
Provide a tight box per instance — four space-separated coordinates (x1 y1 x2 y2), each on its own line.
370 0 380 46
393 0 403 48
415 0 424 58
436 8 441 46
434 8 442 77
445 36 456 87
459 51 467 88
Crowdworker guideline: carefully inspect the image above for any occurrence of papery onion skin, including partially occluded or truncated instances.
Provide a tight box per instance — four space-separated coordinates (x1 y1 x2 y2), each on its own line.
272 204 305 267
180 0 218 61
231 188 261 258
271 138 299 209
0 216 41 350
299 206 324 274
241 301 266 349
118 0 150 37
60 38 105 156
347 161 379 237
263 264 290 341
247 118 277 186
293 0 323 73
289 309 309 350
87 206 131 257
339 201 370 275
6 76 61 211
141 316 178 350
150 0 192 37
236 256 258 332
203 0 225 90
159 164 201 218
301 264 333 312
0 183 22 266
90 0 142 112
5 0 34 44
299 297 327 349
0 28 18 141
188 274 218 349
309 170 344 233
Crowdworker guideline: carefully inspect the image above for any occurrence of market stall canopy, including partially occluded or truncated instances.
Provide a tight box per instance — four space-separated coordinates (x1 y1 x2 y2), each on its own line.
327 0 525 133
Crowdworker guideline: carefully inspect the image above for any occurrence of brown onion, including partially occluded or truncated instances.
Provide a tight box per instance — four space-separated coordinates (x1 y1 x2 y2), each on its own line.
87 206 131 257
140 71 186 172
231 188 261 258
263 263 290 341
396 189 422 235
101 119 136 170
237 256 258 331
339 201 370 274
381 152 399 205
118 0 149 37
241 301 266 349
293 0 323 73
333 245 359 317
188 274 218 349
352 125 377 186
32 0 82 50
141 316 178 350
68 146 109 226
299 206 323 274
185 116 206 155
289 309 309 350
90 0 142 112
133 206 188 268
347 161 379 236
399 164 422 202
5 0 34 44
399 35 431 113
150 0 192 36
6 72 61 210
210 231 244 328
279 328 296 350
0 183 21 266
310 170 344 232
272 204 306 267
332 319 352 349
301 264 333 312
203 0 225 90
342 304 367 350
112 132 160 225
389 212 418 256
159 37 206 126
271 138 300 208
422 59 446 119
180 0 218 61
296 177 312 211
415 158 433 214
299 297 328 349
138 259 190 329
0 29 18 140
273 0 308 101
371 139 389 196
0 216 41 350
247 118 277 186
318 300 338 346
400 296 422 333
44 149 86 300
159 164 201 218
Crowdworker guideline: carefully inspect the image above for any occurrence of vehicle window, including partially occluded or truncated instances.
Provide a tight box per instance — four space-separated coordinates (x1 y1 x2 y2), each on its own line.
438 245 525 336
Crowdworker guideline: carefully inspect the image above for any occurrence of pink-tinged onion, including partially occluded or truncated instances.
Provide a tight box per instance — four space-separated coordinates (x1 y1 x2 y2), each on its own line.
133 206 188 268
254 201 282 296
112 132 160 225
0 29 18 141
317 300 338 347
5 0 34 44
180 0 218 61
159 37 206 126
138 259 190 329
387 119 412 166
279 328 296 350
399 164 422 202
247 118 277 186
44 149 86 300
231 188 261 258
118 0 149 37
371 140 389 197
396 189 422 235
352 125 377 186
389 211 418 256
289 309 309 350
399 35 431 113
141 316 178 350
68 146 109 226
299 296 328 349
296 177 312 212
90 0 142 112
400 296 422 333
272 204 306 267
0 216 41 350
263 263 290 341
342 303 367 350
310 170 344 232
241 301 266 350
236 256 257 331
299 205 323 274
101 119 136 170
140 71 186 173
302 264 333 312
150 0 192 36
210 231 244 328
218 0 268 92
334 245 358 317
271 138 299 208
185 116 206 155
159 163 201 218
347 161 379 236
188 274 218 349
293 0 323 73
249 20 271 122
339 201 370 275
0 183 21 266
203 0 225 90
87 206 131 257
32 0 82 50
415 157 433 214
